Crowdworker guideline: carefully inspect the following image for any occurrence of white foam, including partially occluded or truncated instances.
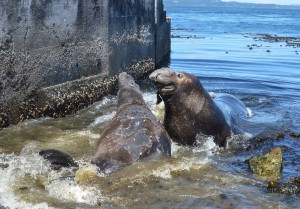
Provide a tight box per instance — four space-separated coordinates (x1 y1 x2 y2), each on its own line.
149 155 210 180
193 136 219 155
246 107 254 117
149 139 215 180
94 96 116 110
226 132 253 149
0 144 102 208
45 178 100 205
88 111 116 128
142 92 166 122
77 130 99 141
150 161 193 179
258 97 267 104
209 91 218 98
143 92 158 109
0 151 53 209
90 93 163 126
143 92 156 102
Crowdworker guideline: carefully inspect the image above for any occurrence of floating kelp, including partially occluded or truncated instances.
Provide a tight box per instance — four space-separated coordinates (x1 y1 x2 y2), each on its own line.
289 133 300 138
254 34 300 48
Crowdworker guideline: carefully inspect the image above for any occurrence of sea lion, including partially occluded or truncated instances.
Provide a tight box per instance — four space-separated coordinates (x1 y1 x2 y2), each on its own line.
149 68 248 147
39 149 79 170
91 72 171 173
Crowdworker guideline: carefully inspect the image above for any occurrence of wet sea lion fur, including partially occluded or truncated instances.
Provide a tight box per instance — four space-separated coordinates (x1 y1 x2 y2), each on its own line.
91 72 171 173
149 67 248 147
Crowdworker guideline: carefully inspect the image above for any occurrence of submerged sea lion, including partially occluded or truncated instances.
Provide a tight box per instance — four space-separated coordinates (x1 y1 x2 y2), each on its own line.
39 149 79 170
149 68 248 147
91 72 171 173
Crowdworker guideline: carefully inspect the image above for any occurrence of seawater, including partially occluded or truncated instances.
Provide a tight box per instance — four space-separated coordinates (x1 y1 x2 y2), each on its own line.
1 5 300 209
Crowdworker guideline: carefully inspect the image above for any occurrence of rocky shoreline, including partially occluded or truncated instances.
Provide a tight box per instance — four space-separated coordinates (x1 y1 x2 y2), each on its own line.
246 132 300 195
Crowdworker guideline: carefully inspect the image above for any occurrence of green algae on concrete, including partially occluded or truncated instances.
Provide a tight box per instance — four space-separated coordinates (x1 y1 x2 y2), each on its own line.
248 147 282 180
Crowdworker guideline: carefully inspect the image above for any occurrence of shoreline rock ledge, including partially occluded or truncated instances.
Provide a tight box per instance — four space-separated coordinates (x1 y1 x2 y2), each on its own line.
0 0 171 129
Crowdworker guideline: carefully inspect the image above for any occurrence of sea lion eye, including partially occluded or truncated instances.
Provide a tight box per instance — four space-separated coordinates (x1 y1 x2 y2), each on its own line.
177 73 183 79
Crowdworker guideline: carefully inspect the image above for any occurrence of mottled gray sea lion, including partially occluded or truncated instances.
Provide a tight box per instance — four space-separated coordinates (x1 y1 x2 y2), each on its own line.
149 68 248 147
91 72 171 173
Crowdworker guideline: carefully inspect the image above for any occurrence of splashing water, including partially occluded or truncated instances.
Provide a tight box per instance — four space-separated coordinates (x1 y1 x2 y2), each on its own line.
0 149 52 208
0 143 103 208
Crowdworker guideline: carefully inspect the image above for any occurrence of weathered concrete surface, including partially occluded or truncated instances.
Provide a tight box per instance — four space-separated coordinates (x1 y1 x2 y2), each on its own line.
155 0 171 66
0 0 170 129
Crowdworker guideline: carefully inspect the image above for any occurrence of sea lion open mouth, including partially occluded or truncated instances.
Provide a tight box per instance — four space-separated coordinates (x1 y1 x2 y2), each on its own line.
149 68 177 94
153 81 175 94
159 84 175 93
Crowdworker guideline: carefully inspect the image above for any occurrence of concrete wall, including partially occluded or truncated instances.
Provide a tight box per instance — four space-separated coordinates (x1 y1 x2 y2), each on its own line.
155 0 171 67
0 0 170 129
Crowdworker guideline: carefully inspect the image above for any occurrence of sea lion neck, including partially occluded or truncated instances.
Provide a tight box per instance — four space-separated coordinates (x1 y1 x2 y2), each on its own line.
117 72 145 107
117 88 145 108
118 99 146 110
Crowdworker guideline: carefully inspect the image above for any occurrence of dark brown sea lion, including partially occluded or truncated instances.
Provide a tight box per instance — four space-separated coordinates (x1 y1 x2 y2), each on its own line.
91 72 171 173
149 68 248 147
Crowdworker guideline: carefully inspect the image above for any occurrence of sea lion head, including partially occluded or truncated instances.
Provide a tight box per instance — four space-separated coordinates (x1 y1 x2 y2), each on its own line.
149 68 199 101
117 72 144 106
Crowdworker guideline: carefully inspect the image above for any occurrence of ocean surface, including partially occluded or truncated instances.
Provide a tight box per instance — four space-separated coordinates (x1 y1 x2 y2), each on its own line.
1 5 300 209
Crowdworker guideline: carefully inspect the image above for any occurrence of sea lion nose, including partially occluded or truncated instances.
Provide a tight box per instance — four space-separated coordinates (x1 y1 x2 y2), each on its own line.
149 71 160 81
119 72 128 79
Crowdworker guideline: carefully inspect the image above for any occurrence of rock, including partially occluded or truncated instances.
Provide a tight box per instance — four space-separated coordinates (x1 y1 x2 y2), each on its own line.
248 147 282 180
277 177 300 195
277 185 298 195
268 177 300 195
